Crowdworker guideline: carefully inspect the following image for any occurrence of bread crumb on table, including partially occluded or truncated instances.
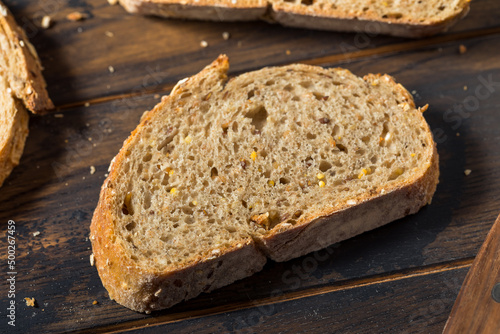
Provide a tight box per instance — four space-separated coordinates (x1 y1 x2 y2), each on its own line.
464 169 472 176
67 12 87 21
33 231 40 237
459 44 467 54
54 113 64 118
41 15 52 29
200 40 208 48
222 32 230 40
25 297 36 307
108 65 115 73
90 253 95 266
93 300 98 305
105 31 114 38
90 166 96 175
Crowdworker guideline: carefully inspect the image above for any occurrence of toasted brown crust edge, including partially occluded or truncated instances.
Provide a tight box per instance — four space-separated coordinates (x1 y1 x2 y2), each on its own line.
90 55 439 312
271 3 470 38
0 1 54 114
118 0 470 38
0 99 29 187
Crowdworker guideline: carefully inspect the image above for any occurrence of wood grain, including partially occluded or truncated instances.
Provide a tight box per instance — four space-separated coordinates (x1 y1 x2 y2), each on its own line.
1 30 500 332
443 214 500 333
2 0 500 107
95 267 470 334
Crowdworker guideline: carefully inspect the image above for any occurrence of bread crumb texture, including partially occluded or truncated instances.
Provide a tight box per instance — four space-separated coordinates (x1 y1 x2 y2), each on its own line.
91 56 438 312
100 58 435 267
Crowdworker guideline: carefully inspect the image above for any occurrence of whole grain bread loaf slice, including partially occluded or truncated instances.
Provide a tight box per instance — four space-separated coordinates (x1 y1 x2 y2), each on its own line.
90 55 439 313
0 1 53 186
118 0 470 38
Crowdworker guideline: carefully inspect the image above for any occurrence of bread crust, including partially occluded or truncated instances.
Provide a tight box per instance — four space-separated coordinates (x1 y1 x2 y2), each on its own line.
118 0 470 38
271 2 470 38
0 1 54 114
0 87 29 187
120 0 267 21
91 55 439 312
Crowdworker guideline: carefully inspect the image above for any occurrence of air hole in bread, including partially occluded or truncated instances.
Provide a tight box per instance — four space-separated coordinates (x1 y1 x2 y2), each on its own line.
388 167 405 181
125 221 136 231
299 81 313 89
210 167 218 179
247 89 255 99
319 161 332 172
246 106 268 133
284 84 293 92
306 133 317 140
122 192 133 215
336 143 348 153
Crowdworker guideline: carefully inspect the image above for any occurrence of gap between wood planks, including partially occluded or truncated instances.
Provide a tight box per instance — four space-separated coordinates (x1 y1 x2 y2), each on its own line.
55 26 500 112
75 257 473 334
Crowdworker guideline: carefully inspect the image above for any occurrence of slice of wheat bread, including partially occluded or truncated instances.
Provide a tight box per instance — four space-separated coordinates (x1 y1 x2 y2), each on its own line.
0 2 53 186
0 1 53 114
90 55 439 312
118 0 470 38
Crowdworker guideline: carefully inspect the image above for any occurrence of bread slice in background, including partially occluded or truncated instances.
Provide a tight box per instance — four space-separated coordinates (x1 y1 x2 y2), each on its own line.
0 1 53 186
0 1 53 114
90 55 439 312
118 0 470 38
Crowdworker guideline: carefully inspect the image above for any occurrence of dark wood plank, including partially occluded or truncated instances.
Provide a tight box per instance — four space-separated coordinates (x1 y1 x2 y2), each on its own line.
1 31 500 333
106 268 470 333
443 214 500 333
3 0 500 107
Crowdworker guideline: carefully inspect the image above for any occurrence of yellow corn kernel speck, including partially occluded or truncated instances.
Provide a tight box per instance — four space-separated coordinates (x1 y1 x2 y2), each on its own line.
411 153 416 157
169 169 174 176
184 135 192 144
358 167 372 179
192 200 198 206
338 136 342 140
382 1 388 6
319 181 326 188
251 151 257 161
268 180 275 187
170 188 178 196
317 173 325 179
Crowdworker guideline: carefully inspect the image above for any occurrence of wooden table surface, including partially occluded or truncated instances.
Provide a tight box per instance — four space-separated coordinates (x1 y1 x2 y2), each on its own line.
1 0 500 333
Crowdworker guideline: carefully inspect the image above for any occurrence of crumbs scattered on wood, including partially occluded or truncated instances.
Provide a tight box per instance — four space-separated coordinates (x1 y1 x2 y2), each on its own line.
459 44 467 54
90 253 95 266
222 32 230 40
105 31 114 38
92 300 98 305
108 65 115 73
464 169 472 176
25 297 36 307
90 166 96 175
200 40 208 48
54 113 64 118
33 231 40 237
